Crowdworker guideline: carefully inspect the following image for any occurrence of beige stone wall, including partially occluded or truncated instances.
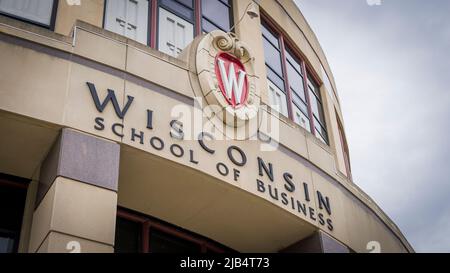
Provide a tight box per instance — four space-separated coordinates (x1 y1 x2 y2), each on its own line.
54 0 105 36
29 177 116 253
0 0 413 253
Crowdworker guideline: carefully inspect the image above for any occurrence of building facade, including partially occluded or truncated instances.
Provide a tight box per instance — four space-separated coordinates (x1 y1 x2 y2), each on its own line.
0 0 413 253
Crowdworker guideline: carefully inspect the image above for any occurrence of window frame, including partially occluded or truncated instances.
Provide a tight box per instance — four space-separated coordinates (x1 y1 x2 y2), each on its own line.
0 173 30 253
0 0 59 30
337 117 352 180
116 207 232 253
261 12 329 145
201 0 233 33
103 0 233 49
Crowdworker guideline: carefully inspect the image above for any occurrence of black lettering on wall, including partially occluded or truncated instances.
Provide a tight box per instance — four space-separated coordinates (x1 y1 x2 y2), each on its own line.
198 132 215 154
257 157 274 182
256 179 266 193
283 172 295 192
94 117 105 131
112 123 124 138
227 146 247 167
327 219 334 231
170 144 184 158
303 182 310 202
170 120 184 140
147 110 153 129
297 201 307 216
189 150 199 164
268 184 278 200
150 137 164 151
281 192 289 205
233 169 240 182
131 128 144 144
318 213 325 226
86 82 134 119
317 191 332 216
309 207 316 221
216 162 229 176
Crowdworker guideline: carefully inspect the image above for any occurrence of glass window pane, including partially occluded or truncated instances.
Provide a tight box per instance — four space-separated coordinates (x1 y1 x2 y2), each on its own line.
285 49 302 75
202 18 220 32
0 178 28 253
291 92 308 115
149 229 201 253
315 123 328 144
263 37 283 76
177 0 193 8
261 23 279 49
266 66 285 92
160 0 194 22
0 237 15 253
114 217 141 253
292 103 311 132
309 90 326 126
0 0 54 26
307 77 320 99
201 0 231 31
287 63 306 101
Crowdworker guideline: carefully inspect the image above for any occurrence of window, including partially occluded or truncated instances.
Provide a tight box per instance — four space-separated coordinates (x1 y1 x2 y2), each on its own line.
115 208 232 253
149 229 201 253
115 217 142 253
308 78 328 143
157 1 195 57
103 0 233 57
261 18 329 144
337 118 352 180
0 0 56 28
0 174 30 253
201 0 232 33
104 0 149 45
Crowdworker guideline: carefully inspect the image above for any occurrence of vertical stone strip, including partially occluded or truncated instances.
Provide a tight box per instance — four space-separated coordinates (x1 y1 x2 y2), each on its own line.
28 128 120 253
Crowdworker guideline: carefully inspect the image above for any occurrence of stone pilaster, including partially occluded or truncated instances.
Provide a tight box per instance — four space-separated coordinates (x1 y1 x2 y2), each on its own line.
28 128 120 253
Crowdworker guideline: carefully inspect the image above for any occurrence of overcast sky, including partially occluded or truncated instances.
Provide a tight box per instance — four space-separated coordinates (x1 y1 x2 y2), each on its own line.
295 0 450 252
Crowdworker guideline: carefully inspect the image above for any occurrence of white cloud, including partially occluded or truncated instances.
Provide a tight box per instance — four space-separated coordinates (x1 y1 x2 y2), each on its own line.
296 0 450 252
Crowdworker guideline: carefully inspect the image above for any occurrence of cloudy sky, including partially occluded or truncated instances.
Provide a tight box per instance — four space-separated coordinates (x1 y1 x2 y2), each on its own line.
295 0 450 252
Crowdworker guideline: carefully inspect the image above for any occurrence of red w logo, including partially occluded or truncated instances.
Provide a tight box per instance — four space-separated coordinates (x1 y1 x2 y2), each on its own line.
215 53 249 108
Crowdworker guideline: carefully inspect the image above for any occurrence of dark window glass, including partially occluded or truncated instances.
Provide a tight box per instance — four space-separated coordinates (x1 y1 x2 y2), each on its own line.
261 19 329 145
176 0 193 8
266 66 285 92
307 76 328 143
160 0 195 22
292 92 308 115
0 176 28 253
0 236 15 253
149 229 201 253
315 123 328 144
261 23 279 49
0 0 55 27
202 18 218 33
309 88 326 127
114 217 141 253
263 37 283 77
201 0 231 32
287 63 306 102
285 49 302 75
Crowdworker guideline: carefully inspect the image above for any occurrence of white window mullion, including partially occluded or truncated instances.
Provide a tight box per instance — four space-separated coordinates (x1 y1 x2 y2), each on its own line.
267 80 288 118
158 8 193 57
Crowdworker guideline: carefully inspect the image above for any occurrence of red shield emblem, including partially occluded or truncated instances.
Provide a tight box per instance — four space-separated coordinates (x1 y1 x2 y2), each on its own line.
215 53 249 108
